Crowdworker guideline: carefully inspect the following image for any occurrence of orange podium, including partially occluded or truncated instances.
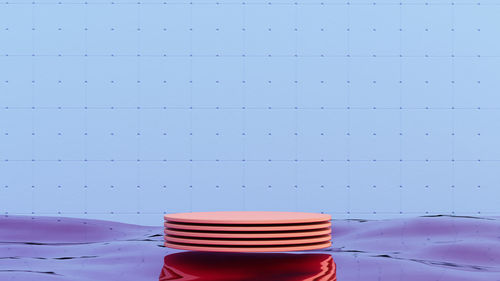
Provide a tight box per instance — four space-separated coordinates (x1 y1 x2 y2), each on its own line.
164 211 332 252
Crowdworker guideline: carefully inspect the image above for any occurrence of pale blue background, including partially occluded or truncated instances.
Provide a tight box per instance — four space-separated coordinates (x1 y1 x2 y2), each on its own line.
1 0 500 225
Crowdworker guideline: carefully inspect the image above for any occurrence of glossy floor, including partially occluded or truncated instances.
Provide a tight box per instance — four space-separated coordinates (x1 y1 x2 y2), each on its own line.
1 215 499 280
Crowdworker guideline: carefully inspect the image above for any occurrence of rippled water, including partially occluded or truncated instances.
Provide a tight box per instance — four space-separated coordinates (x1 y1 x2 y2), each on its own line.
1 215 499 280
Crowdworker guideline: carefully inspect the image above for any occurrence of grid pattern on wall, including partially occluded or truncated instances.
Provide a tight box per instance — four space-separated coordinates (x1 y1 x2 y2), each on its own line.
1 0 500 225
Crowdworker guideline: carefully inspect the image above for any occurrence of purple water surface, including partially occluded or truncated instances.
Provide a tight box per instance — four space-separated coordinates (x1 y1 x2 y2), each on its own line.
1 215 499 280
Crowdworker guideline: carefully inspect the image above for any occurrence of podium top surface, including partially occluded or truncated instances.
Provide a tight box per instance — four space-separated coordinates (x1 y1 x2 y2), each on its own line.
164 211 331 225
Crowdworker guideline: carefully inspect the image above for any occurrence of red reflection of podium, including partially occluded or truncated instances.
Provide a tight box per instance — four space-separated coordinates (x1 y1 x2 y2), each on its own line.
159 251 336 281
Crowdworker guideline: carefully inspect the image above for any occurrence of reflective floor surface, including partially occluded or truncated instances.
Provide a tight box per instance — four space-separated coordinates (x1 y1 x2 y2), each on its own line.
1 215 499 280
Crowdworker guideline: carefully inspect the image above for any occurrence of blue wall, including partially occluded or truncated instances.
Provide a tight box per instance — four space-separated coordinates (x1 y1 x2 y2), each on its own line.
1 0 499 225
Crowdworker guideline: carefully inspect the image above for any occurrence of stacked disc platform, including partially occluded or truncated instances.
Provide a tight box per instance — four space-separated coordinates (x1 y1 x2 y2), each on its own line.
164 211 332 252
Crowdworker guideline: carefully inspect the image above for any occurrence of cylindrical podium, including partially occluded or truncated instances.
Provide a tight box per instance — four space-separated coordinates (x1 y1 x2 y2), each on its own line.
164 211 332 252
